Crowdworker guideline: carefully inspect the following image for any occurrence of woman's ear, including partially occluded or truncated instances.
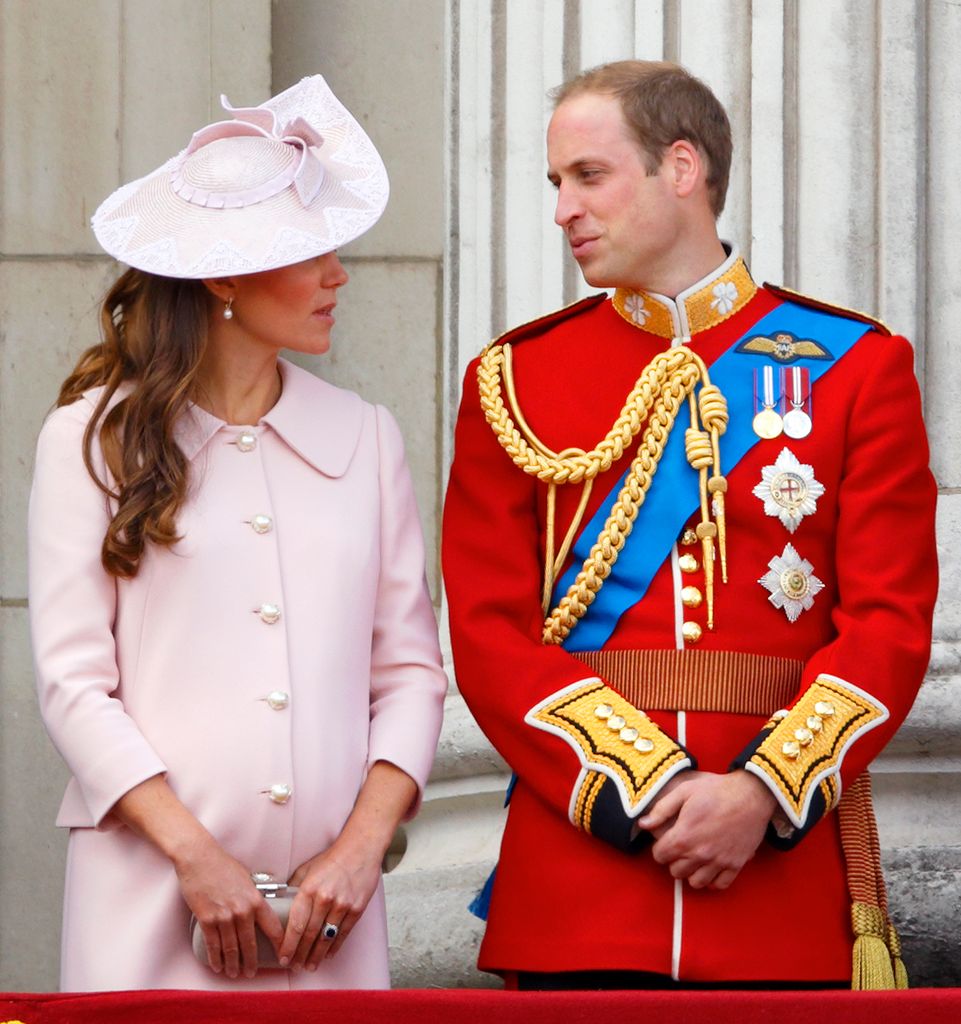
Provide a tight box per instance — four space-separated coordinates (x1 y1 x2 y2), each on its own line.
201 277 236 304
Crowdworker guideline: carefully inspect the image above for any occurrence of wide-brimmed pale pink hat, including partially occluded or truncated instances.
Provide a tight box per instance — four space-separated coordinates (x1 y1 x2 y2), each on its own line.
91 75 389 279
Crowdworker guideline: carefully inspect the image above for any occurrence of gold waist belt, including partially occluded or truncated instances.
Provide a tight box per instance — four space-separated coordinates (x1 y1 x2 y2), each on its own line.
573 648 803 716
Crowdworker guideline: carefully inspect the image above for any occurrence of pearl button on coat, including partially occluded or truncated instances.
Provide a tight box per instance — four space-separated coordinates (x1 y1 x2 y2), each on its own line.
28 359 447 991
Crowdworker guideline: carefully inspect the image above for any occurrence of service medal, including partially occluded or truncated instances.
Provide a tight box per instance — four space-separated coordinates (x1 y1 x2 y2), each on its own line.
753 365 783 439
753 408 784 439
782 408 812 438
782 366 812 439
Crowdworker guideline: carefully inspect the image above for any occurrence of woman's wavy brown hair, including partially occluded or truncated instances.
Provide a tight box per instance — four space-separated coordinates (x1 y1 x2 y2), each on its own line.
56 268 212 578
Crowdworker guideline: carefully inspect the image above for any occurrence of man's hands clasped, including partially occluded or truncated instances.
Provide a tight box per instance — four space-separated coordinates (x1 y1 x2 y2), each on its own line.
637 770 777 891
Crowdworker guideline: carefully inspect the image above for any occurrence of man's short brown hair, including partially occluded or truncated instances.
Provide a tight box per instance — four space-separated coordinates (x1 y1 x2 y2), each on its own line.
552 60 732 218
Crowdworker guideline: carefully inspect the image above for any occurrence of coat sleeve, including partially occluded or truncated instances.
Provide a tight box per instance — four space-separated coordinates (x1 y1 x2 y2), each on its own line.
28 401 168 828
443 359 695 851
731 333 939 846
366 405 447 818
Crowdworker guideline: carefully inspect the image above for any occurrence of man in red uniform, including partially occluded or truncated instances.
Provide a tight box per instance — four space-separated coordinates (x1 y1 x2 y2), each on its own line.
442 61 937 989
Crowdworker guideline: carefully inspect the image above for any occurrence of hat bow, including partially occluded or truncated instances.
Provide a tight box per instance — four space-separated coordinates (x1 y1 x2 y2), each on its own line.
170 95 326 210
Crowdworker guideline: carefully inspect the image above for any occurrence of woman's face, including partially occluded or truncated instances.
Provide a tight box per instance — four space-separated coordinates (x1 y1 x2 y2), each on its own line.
225 251 349 356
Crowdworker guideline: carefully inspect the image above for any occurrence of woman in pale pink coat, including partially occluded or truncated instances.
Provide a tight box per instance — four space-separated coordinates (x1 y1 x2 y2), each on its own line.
28 76 446 991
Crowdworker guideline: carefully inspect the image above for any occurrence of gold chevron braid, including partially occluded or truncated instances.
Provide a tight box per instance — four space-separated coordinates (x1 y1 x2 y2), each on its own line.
476 341 727 646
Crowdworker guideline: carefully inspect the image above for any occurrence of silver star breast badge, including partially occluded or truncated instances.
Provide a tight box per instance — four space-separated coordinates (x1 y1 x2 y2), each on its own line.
752 447 825 534
759 542 825 622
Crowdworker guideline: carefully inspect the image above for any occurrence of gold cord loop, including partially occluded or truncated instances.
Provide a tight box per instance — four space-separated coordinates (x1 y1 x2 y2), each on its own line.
698 382 730 581
684 428 713 469
478 340 731 644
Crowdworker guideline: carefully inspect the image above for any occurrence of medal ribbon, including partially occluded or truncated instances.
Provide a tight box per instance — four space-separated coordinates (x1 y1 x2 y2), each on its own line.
553 301 871 652
786 365 810 407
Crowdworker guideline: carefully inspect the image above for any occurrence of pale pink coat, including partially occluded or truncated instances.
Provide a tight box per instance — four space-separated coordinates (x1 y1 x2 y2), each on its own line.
28 359 447 991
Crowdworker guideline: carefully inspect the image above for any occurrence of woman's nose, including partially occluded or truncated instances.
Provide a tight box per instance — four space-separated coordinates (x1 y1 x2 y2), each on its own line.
321 251 349 287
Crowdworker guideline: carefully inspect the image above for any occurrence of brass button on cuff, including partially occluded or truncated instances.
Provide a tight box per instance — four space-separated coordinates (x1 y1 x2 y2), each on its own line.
593 701 651 753
794 727 814 746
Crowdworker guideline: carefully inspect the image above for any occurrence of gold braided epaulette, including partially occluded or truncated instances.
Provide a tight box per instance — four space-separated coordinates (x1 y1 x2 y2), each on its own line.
480 293 608 355
764 283 892 336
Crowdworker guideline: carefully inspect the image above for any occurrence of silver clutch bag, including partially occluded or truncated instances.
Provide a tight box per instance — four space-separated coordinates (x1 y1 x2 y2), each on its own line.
190 882 296 970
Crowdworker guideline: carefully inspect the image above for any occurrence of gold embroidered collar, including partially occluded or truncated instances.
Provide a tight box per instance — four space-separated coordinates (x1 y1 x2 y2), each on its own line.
612 248 757 341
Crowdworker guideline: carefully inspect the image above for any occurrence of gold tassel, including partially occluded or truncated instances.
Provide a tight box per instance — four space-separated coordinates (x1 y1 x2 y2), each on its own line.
887 921 909 989
851 902 895 990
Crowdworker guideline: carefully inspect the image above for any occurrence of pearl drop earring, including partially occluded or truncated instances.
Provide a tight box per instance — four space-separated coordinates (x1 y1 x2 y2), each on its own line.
223 297 234 320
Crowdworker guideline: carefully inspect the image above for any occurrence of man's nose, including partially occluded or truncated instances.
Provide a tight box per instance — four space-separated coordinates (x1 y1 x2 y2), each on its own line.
553 183 581 227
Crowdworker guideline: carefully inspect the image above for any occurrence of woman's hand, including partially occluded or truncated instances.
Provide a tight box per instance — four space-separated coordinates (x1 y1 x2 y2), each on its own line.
110 774 284 979
278 760 418 971
173 835 284 979
278 846 383 970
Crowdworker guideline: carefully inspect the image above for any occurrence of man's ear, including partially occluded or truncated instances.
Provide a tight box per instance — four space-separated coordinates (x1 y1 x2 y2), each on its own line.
667 139 703 200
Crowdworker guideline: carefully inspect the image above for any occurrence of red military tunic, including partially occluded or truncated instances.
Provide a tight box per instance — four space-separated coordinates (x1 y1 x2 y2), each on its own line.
442 250 938 983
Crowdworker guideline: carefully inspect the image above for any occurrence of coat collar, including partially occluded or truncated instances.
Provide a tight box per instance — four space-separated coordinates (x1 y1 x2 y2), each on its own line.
610 245 757 342
175 358 364 477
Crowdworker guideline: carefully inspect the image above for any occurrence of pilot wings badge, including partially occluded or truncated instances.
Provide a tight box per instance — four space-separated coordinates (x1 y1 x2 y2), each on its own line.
736 331 833 364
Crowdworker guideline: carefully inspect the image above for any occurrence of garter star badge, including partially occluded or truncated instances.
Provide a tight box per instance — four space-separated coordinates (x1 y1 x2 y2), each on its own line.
759 543 824 622
752 448 825 534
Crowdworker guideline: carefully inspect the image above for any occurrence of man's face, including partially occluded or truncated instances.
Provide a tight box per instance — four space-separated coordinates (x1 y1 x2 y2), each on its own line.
547 91 680 292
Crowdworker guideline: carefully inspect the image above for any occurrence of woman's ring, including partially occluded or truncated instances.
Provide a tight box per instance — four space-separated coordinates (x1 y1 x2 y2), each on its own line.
322 922 339 941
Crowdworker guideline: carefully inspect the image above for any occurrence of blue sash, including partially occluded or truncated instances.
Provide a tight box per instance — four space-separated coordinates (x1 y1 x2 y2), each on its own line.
553 302 871 652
